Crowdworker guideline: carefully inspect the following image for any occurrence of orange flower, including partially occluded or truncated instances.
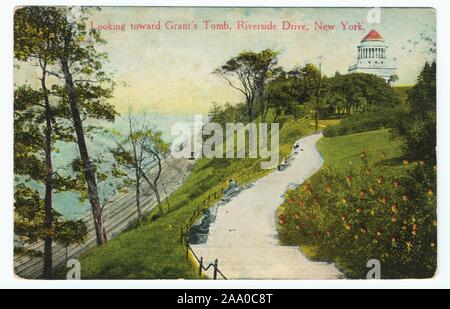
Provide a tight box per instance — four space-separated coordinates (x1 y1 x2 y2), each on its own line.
295 225 301 231
369 186 376 193
360 151 367 159
294 212 301 220
298 201 305 207
381 196 388 204
325 186 332 193
360 227 368 233
391 216 397 222
391 204 398 213
376 176 384 184
376 230 382 237
403 160 409 165
431 242 436 248
356 208 363 214
392 180 400 188
359 190 366 199
402 194 409 202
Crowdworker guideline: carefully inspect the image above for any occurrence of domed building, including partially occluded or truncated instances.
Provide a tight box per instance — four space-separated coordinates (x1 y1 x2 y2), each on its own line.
348 29 397 83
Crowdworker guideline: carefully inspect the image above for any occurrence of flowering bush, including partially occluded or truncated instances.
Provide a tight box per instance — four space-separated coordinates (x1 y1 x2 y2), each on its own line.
278 153 436 278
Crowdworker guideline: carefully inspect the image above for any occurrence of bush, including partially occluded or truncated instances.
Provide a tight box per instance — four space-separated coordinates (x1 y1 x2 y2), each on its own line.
391 62 436 163
323 106 406 137
278 154 436 278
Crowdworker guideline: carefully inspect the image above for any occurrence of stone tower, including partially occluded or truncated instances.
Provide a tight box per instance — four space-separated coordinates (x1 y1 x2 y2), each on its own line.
348 29 397 83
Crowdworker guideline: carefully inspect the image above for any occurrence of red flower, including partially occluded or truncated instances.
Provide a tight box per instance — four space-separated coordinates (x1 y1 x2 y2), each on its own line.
391 204 398 213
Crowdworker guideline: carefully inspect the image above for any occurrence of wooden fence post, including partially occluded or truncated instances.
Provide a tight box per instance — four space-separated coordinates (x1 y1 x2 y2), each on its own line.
213 258 218 279
198 257 203 277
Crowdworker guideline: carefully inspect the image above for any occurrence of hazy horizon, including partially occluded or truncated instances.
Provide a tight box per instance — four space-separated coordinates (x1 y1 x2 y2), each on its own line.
14 7 436 115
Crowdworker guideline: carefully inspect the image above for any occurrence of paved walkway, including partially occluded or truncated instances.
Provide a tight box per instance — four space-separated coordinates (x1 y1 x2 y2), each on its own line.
191 133 343 279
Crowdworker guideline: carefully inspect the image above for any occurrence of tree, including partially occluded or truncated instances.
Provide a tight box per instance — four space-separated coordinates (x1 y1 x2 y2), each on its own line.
392 62 436 163
213 49 280 122
329 73 400 115
113 121 170 216
14 184 88 266
14 6 91 276
254 49 280 121
15 7 118 247
49 7 117 245
111 112 152 222
299 64 326 132
137 130 170 215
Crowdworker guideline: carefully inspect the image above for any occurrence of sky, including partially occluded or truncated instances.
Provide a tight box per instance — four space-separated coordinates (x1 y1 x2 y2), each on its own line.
14 7 436 115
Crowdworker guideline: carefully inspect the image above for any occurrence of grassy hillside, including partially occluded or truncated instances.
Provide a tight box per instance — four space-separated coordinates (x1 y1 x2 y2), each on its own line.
317 129 404 170
70 118 314 279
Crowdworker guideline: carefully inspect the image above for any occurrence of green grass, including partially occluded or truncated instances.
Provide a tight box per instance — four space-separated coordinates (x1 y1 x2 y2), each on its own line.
317 129 404 170
392 85 413 103
72 118 313 279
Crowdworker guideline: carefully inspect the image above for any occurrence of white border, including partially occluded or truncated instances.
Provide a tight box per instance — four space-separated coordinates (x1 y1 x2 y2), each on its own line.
1 0 449 289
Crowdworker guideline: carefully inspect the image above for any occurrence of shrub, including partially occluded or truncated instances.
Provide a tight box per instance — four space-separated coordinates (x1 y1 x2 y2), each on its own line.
391 62 436 163
323 106 406 137
278 153 436 278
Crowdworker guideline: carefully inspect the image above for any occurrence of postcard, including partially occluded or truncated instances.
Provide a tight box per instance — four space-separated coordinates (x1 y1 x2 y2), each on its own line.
12 6 436 280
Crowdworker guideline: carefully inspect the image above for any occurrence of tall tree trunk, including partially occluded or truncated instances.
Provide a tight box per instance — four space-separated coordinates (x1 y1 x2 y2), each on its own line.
139 158 164 215
128 115 142 221
135 175 142 221
60 58 107 245
41 65 53 278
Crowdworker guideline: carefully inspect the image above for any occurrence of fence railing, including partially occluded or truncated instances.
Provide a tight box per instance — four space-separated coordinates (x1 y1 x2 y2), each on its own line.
179 168 271 279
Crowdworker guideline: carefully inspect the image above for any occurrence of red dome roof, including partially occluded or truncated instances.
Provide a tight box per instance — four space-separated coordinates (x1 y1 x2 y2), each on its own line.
361 29 384 42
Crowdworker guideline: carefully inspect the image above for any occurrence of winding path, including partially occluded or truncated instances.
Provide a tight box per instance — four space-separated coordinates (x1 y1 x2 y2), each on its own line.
191 133 343 279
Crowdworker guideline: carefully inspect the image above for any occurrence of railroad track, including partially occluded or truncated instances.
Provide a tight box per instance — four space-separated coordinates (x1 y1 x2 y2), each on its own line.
14 156 194 279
